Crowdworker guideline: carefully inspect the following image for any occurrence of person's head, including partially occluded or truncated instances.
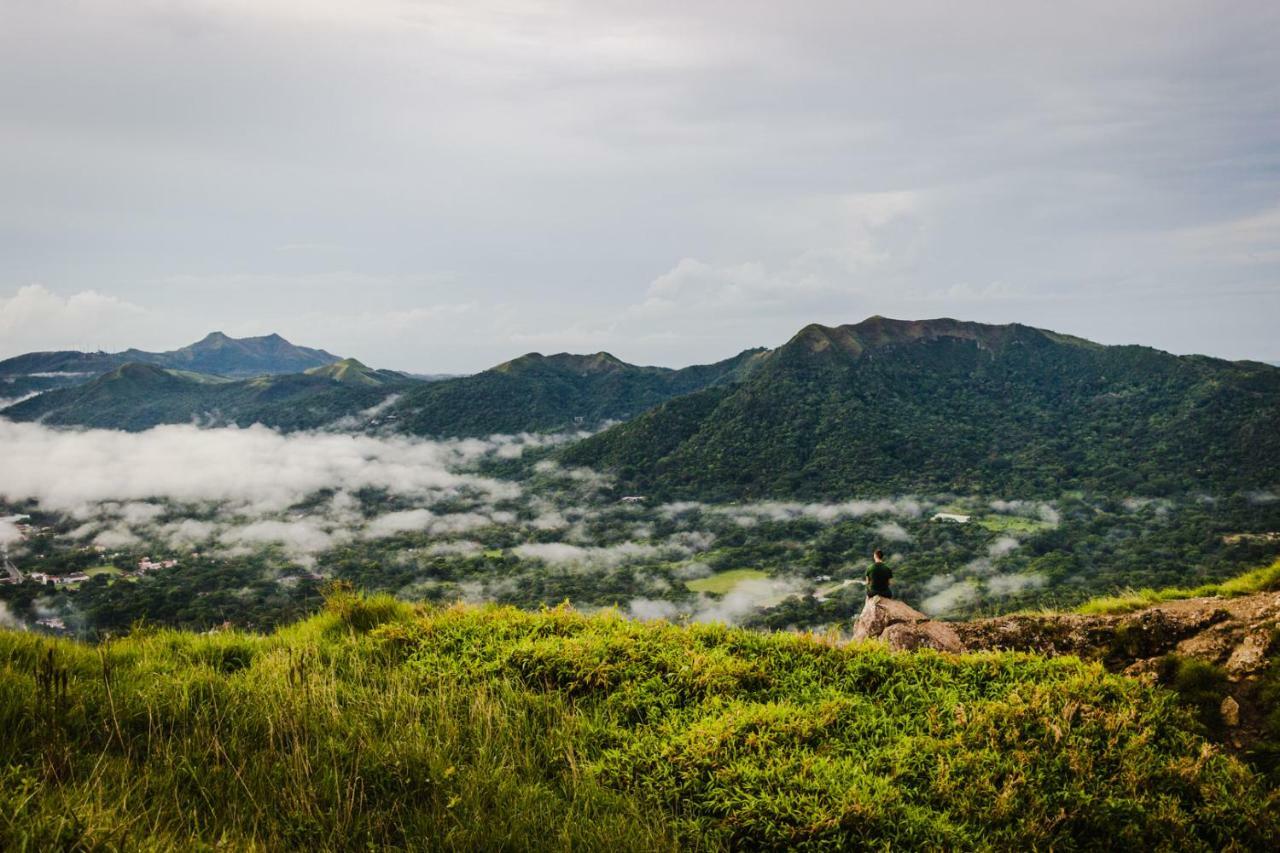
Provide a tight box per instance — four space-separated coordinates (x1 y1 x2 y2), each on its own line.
873 549 884 562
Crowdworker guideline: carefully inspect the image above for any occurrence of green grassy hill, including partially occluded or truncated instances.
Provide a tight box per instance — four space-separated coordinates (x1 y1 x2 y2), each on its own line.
564 316 1280 499
2 589 1276 850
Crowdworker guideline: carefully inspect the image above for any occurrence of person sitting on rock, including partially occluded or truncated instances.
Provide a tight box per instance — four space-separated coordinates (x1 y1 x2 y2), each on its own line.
866 549 893 599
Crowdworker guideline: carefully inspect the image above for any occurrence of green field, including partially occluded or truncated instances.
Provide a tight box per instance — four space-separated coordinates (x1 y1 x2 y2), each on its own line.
976 515 1054 535
82 565 123 578
0 592 1275 850
685 568 769 594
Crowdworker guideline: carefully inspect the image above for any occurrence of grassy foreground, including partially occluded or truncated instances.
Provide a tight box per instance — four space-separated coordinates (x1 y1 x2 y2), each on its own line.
2 590 1278 851
1077 558 1280 615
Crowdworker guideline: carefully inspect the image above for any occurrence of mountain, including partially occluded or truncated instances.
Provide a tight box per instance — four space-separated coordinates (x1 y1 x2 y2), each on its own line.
304 357 408 387
383 347 768 437
0 332 341 381
563 316 1280 499
3 362 418 431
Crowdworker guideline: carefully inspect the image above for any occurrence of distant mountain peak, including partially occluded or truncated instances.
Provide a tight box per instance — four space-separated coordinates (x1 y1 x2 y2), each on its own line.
780 316 1068 364
493 351 639 376
305 357 385 386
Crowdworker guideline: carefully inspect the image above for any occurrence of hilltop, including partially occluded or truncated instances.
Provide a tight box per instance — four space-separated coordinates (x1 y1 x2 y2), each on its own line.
304 357 408 387
564 316 1280 499
856 560 1280 765
1 589 1277 850
382 346 768 437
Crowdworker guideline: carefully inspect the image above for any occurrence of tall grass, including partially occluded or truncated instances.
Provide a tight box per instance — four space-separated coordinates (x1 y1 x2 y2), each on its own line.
1077 558 1280 615
1 588 1276 850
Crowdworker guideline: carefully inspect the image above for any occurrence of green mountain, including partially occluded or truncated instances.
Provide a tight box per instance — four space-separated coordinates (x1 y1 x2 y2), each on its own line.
563 316 1280 499
2 362 417 431
0 331 341 381
384 347 768 437
304 357 407 387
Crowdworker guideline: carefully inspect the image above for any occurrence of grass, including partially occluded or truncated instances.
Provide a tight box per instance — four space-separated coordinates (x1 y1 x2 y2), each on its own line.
1077 559 1280 615
976 515 1053 535
685 568 769 594
82 565 123 578
0 587 1276 850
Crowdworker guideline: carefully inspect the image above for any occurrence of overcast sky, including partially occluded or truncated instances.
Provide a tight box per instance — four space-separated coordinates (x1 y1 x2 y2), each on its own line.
1 0 1277 372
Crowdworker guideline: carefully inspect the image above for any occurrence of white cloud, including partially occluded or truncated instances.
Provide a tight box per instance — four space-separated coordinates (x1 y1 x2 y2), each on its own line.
875 521 912 543
0 602 23 630
0 421 522 514
705 498 924 525
363 509 436 538
0 518 23 548
0 285 156 358
628 598 681 621
221 519 350 555
93 527 142 549
988 536 1020 557
920 576 979 616
986 573 1047 597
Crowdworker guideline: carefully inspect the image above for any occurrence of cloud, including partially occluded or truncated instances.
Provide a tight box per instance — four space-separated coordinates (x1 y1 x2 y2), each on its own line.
920 575 979 616
93 527 141 549
0 392 42 410
513 541 664 568
988 536 1020 557
628 598 681 621
0 421 523 514
688 498 924 526
4 1 1276 369
986 573 1047 597
875 521 911 543
0 285 155 359
0 518 23 549
363 509 436 538
221 519 350 555
690 578 804 624
628 576 804 625
0 602 23 630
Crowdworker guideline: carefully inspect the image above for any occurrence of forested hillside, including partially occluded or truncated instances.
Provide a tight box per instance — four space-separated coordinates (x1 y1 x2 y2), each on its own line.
4 362 414 431
564 317 1280 499
383 347 767 437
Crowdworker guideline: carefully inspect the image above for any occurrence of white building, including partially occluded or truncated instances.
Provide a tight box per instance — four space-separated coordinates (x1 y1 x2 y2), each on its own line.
931 512 972 524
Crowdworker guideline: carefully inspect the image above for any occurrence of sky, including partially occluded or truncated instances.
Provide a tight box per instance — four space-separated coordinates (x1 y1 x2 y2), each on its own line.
1 0 1277 373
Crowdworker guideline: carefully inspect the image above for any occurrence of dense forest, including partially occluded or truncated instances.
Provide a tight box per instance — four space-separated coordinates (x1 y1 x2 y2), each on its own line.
565 318 1280 499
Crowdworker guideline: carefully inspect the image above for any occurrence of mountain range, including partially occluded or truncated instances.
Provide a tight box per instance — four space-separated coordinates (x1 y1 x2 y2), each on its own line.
1 334 768 434
3 318 1278 498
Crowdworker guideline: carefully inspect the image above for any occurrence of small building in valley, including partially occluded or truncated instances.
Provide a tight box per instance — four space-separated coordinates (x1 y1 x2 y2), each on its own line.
931 512 972 524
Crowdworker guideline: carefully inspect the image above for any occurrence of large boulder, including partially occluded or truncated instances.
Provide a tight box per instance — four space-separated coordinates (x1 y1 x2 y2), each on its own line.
852 596 966 653
852 596 929 642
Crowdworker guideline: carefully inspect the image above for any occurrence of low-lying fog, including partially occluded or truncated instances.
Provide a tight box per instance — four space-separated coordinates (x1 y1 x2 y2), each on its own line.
0 420 1206 628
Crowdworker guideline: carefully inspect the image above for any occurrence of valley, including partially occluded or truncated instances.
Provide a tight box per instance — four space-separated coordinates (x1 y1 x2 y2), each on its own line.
2 321 1279 640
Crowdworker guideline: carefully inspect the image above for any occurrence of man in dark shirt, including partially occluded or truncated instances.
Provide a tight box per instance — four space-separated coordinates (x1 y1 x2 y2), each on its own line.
866 549 893 599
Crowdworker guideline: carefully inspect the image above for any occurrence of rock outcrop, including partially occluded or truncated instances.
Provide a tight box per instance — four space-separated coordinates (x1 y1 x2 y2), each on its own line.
852 597 965 653
953 591 1280 679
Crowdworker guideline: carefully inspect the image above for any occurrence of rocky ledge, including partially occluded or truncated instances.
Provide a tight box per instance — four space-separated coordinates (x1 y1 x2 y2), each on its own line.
851 590 1280 745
